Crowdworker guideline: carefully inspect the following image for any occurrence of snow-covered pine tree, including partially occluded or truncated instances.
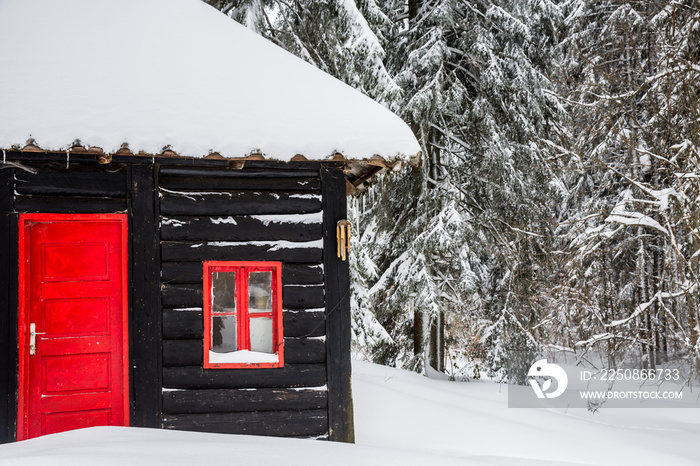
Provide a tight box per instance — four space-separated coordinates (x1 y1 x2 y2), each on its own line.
205 0 401 106
348 195 393 359
353 0 567 376
556 0 700 370
204 0 271 33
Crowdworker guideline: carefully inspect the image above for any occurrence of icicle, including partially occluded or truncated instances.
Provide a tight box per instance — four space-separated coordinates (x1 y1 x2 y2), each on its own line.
66 149 70 169
2 150 5 164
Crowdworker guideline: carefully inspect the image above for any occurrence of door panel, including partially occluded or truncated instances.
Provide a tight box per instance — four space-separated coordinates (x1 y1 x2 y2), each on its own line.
42 242 110 281
43 409 112 436
18 214 129 440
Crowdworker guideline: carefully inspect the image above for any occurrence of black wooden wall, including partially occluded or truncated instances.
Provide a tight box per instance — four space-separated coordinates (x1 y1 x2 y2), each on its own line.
158 164 330 438
0 152 354 443
0 166 14 444
0 155 162 439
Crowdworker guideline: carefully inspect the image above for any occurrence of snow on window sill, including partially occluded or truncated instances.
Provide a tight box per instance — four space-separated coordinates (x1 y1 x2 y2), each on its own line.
208 350 279 364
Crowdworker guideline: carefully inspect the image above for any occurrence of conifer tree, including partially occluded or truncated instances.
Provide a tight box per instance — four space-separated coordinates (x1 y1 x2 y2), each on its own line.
354 0 566 375
556 0 700 369
205 0 400 105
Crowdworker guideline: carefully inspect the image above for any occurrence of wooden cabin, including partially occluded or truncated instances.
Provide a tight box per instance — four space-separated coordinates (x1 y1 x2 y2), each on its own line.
0 0 420 443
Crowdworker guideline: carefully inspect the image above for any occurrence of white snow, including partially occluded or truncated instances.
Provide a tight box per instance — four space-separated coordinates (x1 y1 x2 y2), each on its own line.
605 192 670 236
210 217 238 225
353 361 700 465
284 308 325 314
1 361 698 465
0 0 420 161
189 239 323 250
208 350 278 364
160 219 185 227
250 212 324 225
291 385 328 392
605 212 669 236
160 188 235 199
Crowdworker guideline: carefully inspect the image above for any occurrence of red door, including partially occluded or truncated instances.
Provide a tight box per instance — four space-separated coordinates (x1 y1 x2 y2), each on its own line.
17 214 129 440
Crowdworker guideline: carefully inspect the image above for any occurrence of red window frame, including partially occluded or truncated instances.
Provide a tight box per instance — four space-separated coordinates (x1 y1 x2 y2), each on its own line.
203 261 284 369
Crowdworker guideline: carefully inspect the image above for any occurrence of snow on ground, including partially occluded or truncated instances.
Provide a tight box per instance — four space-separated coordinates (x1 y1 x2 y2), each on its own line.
353 361 700 465
1 361 699 465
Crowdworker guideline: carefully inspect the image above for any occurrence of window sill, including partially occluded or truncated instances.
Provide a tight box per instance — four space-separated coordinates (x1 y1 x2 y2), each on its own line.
205 350 283 369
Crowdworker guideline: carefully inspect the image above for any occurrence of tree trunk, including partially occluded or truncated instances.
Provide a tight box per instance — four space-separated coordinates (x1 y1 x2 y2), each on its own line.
427 311 445 371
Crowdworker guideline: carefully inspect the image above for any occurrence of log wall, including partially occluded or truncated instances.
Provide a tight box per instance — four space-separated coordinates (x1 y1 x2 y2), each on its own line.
157 164 330 438
0 152 353 442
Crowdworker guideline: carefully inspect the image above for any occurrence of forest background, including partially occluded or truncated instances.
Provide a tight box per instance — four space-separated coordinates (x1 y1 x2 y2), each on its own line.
205 0 700 380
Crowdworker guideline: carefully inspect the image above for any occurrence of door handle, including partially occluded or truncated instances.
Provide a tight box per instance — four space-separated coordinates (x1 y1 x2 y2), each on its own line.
29 323 46 356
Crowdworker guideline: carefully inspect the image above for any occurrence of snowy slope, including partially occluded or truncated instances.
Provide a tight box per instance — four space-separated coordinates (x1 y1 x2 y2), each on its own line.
353 361 700 465
0 0 420 160
1 361 698 465
0 427 478 466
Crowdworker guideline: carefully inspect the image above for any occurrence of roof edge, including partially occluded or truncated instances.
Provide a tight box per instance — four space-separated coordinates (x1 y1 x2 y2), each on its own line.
1 139 420 168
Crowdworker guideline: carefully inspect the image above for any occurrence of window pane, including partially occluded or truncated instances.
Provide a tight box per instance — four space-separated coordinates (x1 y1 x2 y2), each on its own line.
212 271 236 314
211 315 237 353
248 271 272 314
249 316 273 353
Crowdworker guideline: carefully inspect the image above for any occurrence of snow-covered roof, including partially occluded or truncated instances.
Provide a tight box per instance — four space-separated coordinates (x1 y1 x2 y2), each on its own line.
0 0 420 162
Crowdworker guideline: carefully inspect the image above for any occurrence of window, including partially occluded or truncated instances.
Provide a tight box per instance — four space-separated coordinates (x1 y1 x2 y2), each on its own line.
203 261 283 368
